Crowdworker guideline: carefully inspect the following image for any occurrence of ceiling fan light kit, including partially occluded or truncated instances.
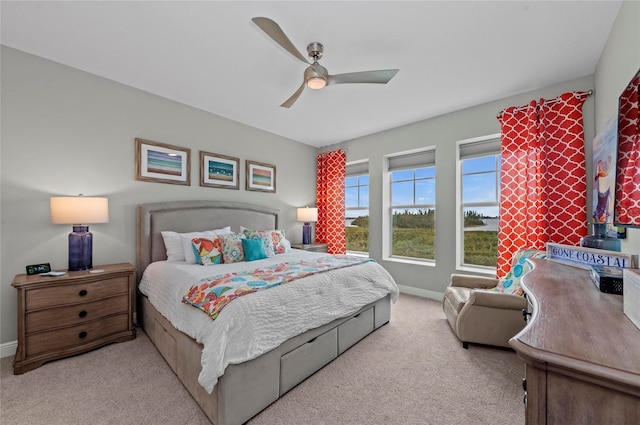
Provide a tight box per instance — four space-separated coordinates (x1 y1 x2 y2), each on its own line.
252 16 399 108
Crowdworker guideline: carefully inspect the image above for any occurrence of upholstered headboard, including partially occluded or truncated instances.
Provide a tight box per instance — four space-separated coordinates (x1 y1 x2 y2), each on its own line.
136 200 279 282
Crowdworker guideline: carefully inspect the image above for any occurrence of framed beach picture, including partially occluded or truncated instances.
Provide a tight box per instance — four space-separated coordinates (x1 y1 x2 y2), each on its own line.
135 138 191 185
200 151 239 189
246 160 276 193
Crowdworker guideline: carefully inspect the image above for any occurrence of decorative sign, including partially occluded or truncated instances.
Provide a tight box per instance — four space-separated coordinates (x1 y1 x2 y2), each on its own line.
546 242 638 270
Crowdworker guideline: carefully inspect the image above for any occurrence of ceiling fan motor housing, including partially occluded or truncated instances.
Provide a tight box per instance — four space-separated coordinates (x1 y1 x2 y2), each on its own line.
307 42 324 61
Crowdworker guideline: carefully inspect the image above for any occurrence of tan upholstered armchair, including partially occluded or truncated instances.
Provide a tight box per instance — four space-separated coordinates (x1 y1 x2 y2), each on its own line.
443 274 527 349
443 249 546 349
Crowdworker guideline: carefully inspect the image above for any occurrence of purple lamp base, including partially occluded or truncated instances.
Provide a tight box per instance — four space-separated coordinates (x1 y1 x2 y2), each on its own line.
302 222 311 245
68 225 93 271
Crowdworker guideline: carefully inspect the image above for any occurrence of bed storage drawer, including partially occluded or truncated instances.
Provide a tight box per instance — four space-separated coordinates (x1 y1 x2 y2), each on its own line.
280 327 337 395
338 306 374 355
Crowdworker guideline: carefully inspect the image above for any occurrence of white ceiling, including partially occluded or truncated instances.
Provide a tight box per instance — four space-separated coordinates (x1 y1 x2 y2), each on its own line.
0 1 622 148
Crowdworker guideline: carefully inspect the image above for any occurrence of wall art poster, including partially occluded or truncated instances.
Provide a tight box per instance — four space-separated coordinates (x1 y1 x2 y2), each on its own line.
135 138 190 185
592 116 618 237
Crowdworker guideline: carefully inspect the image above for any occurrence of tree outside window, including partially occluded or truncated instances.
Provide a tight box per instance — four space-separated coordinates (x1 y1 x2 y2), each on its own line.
391 166 436 260
461 154 500 267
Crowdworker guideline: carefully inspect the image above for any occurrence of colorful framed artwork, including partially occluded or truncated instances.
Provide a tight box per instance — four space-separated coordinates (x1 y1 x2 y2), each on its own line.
246 160 276 193
614 68 640 228
592 116 618 236
200 151 239 190
135 138 190 185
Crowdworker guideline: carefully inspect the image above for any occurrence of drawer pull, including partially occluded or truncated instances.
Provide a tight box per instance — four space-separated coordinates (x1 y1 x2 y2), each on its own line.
78 331 88 339
79 289 88 297
78 310 88 318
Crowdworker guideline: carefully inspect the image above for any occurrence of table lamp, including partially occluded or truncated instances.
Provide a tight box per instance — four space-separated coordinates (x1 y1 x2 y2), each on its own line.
297 207 318 245
50 196 109 271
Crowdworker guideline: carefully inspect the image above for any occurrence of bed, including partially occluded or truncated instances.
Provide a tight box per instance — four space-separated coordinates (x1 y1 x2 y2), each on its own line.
136 200 398 425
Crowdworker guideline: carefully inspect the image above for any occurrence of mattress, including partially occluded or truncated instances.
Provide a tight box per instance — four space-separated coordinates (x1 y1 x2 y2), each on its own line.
139 250 399 394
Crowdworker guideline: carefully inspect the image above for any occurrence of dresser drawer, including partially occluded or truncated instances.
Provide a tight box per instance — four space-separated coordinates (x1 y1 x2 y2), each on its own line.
26 295 129 333
26 276 129 310
26 313 129 357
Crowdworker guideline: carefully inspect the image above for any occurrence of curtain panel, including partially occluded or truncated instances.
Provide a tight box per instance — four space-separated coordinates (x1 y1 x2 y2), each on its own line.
496 91 589 277
316 149 347 254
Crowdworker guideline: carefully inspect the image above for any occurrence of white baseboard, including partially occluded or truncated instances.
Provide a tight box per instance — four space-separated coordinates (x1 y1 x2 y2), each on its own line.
397 284 443 302
1 340 17 358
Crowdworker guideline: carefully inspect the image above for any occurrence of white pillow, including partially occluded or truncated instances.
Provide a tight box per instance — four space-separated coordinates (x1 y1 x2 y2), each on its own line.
161 227 231 262
180 227 232 264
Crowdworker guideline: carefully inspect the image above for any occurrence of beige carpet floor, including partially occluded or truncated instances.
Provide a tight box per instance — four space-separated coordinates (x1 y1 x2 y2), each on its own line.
1 294 524 425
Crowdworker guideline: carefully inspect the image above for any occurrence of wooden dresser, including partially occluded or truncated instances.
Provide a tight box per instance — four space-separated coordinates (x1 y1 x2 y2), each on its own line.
510 259 640 424
12 263 136 374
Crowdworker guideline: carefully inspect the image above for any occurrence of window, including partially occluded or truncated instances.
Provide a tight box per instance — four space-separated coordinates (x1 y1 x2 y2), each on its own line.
459 136 501 268
345 161 369 253
388 149 436 261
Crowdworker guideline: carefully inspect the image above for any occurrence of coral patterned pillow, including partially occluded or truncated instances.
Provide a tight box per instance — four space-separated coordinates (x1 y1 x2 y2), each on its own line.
242 229 288 255
493 249 547 296
218 234 245 263
191 237 222 266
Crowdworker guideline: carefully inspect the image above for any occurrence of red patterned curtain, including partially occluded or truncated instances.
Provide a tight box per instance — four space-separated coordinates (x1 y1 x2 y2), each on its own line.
316 149 346 254
496 91 589 277
614 72 640 226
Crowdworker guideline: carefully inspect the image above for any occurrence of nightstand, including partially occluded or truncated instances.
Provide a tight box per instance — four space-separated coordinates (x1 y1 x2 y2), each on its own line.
291 243 329 253
12 263 136 374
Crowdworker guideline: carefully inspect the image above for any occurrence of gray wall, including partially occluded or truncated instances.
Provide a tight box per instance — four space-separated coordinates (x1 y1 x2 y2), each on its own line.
324 75 596 298
0 46 318 344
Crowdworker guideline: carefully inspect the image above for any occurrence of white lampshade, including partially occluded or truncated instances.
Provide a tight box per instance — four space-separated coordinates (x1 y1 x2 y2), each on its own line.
297 207 318 222
50 196 109 224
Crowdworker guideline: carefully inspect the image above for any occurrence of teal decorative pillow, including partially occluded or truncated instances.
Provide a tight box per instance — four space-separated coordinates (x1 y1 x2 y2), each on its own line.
242 229 276 256
493 249 547 296
241 238 268 262
218 234 245 264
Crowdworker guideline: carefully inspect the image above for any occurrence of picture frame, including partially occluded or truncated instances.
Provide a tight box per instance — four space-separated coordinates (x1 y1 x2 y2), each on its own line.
199 151 239 189
246 160 276 193
135 138 191 185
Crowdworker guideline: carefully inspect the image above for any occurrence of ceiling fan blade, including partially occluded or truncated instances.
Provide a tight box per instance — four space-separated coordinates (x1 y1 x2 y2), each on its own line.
280 82 306 108
328 69 399 86
252 17 309 65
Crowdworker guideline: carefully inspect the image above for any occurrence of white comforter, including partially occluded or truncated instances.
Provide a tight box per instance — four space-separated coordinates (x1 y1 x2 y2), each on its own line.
139 250 399 394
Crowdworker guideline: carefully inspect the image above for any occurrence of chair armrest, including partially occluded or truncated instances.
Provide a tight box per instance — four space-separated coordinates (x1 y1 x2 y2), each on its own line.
469 290 527 310
450 274 499 289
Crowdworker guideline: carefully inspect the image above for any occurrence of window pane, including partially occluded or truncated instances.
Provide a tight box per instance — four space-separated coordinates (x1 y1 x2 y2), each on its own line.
359 185 369 207
462 207 498 267
462 172 497 203
345 176 358 187
391 169 413 182
462 156 496 174
359 175 369 185
345 187 359 208
346 210 369 253
415 167 435 178
392 181 414 205
391 208 435 260
415 178 435 204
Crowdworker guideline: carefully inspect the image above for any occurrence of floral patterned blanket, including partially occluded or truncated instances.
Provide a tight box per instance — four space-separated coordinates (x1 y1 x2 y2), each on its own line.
182 255 373 320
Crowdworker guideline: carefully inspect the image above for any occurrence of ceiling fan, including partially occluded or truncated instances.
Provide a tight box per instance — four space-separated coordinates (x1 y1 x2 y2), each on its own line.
252 17 399 108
